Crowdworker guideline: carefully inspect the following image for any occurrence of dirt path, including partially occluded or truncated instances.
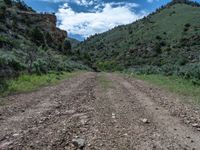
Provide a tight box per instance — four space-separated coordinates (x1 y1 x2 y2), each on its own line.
0 72 200 150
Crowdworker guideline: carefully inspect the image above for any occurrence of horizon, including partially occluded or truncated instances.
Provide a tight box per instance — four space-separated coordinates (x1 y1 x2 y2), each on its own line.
23 0 200 41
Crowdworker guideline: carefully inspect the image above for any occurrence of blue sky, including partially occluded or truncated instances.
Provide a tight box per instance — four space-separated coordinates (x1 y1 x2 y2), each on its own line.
23 0 199 40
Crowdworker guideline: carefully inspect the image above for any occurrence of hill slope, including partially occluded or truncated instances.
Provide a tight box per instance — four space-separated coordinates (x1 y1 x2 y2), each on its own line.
0 0 89 82
76 0 200 79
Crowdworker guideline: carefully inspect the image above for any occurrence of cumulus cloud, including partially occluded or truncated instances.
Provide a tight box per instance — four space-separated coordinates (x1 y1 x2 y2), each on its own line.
56 2 146 38
40 0 99 6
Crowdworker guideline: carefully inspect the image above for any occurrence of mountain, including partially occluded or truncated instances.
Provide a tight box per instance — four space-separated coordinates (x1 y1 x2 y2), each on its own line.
0 0 90 81
67 37 80 49
75 0 200 79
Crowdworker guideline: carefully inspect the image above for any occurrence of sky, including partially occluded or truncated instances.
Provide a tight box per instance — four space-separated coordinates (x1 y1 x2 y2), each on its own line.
23 0 199 40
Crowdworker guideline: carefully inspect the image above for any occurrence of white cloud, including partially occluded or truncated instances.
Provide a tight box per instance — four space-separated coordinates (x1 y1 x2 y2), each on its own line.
73 0 97 6
56 3 146 38
40 0 98 6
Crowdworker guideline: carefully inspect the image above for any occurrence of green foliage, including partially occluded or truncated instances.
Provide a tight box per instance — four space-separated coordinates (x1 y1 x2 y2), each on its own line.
63 39 72 54
1 72 81 95
45 32 53 47
3 0 12 6
0 52 26 78
96 61 123 71
0 5 6 20
127 63 200 81
129 74 200 104
32 59 48 74
0 35 13 47
0 80 8 94
29 27 44 46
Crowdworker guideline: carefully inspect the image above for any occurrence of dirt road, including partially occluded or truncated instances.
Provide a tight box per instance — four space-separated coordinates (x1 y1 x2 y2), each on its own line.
0 72 200 150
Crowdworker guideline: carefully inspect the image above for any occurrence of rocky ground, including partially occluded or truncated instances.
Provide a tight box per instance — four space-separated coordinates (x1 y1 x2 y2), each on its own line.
0 72 200 150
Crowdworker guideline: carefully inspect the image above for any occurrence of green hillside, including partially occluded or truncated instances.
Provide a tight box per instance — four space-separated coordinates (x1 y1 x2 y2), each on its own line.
75 0 200 79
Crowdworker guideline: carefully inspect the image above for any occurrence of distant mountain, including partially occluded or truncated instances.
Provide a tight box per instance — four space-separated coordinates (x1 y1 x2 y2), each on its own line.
0 0 90 81
76 0 200 79
67 37 80 49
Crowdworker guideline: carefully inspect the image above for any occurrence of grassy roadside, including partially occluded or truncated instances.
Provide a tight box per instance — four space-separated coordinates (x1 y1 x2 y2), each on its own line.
127 74 200 104
0 71 82 97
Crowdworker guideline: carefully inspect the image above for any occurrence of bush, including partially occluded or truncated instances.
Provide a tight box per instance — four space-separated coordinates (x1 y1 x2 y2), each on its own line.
30 27 44 46
96 60 123 71
127 63 200 83
0 53 26 79
185 23 191 28
32 59 48 75
45 32 53 47
178 63 200 80
3 0 12 6
63 39 72 54
0 5 6 20
0 79 8 93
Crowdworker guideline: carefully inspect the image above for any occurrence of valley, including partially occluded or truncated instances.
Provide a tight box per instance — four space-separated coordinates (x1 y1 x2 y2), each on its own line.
0 0 200 149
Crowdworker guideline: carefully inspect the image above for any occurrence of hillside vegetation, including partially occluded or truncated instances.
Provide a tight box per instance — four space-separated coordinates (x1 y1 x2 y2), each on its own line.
76 0 200 81
0 0 89 92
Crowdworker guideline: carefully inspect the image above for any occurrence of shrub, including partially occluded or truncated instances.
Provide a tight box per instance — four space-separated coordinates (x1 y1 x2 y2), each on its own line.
63 39 72 54
96 60 123 71
0 53 25 78
185 23 191 28
45 32 53 47
32 59 48 75
0 79 8 93
0 5 6 20
156 35 162 40
15 0 30 11
29 27 44 46
3 0 12 6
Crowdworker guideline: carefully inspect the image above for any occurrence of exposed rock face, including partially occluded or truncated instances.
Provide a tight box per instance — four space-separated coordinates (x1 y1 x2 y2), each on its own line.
15 10 67 45
0 1 70 79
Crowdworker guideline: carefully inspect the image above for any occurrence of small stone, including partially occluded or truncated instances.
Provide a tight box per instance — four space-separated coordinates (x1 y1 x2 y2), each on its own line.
192 123 199 127
112 113 116 119
0 141 12 149
141 118 149 123
13 133 19 137
80 116 89 125
72 138 85 149
185 120 191 124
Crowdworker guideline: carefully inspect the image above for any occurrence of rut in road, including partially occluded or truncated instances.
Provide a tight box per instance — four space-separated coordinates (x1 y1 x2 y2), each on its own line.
0 72 200 150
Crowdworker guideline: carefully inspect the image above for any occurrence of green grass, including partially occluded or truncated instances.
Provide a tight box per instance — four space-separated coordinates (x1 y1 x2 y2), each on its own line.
98 73 113 90
1 71 81 96
129 74 200 104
